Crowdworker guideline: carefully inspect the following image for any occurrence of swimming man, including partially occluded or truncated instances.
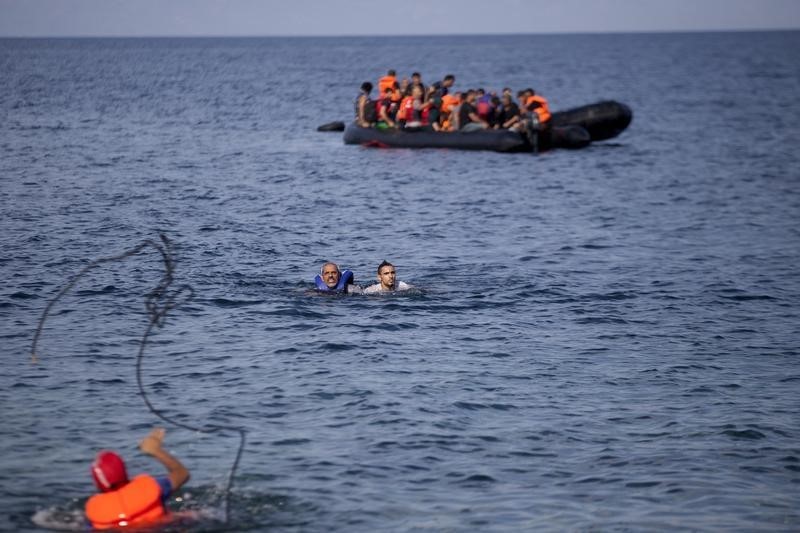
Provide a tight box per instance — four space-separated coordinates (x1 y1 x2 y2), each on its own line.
85 427 190 530
363 260 413 294
314 262 359 294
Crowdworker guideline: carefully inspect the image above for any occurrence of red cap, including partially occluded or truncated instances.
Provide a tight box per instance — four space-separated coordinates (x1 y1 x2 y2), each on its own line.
91 451 128 491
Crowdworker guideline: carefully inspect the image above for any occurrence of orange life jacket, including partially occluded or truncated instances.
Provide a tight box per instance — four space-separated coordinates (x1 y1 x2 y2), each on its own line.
378 75 396 95
85 474 165 530
441 94 460 114
525 94 551 123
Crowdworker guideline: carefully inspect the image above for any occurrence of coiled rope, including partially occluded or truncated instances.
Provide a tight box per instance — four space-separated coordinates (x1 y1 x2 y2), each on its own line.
31 234 245 524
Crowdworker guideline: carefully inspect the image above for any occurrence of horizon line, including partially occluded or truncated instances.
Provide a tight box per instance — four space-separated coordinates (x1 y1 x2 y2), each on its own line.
1 27 799 40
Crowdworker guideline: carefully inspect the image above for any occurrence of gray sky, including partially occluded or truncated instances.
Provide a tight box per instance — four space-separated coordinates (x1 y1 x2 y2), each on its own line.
1 0 799 37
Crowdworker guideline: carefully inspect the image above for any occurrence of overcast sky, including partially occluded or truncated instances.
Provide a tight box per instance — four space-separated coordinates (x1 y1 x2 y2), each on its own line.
1 0 799 37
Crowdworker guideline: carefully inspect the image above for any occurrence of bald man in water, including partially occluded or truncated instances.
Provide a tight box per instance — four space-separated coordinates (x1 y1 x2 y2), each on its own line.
315 262 360 294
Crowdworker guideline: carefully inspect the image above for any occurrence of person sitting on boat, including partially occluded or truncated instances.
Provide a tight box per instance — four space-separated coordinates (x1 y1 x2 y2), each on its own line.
516 89 528 113
315 262 358 294
475 88 493 122
432 74 455 97
355 81 376 128
396 85 414 128
378 69 397 95
523 88 552 129
398 77 410 99
440 91 461 131
488 95 503 128
410 72 426 97
363 260 413 294
376 86 397 129
402 85 428 129
496 92 521 131
458 90 490 132
390 81 403 109
425 85 442 131
85 428 190 530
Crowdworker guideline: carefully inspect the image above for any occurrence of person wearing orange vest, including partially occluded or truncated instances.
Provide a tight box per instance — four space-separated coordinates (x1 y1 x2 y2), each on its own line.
378 69 397 95
85 427 190 530
439 92 461 131
523 88 551 125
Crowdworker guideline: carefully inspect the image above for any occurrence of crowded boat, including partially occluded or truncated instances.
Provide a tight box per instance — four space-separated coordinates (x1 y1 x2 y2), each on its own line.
354 70 551 137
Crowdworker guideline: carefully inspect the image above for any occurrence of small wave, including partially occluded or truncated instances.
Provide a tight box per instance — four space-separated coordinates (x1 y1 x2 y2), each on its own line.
31 508 85 531
575 316 628 324
74 285 117 296
272 438 311 446
453 401 517 411
719 293 776 301
457 474 496 485
721 428 766 440
251 307 326 319
576 476 621 484
318 342 356 352
207 297 265 308
87 378 127 385
626 480 661 488
9 291 39 299
579 243 614 250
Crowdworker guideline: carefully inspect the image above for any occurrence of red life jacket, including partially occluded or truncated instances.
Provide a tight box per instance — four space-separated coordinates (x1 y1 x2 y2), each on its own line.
476 100 491 119
398 96 414 121
85 474 165 530
420 105 431 125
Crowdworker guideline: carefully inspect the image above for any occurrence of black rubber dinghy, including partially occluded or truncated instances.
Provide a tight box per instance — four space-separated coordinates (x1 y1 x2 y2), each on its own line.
341 100 631 152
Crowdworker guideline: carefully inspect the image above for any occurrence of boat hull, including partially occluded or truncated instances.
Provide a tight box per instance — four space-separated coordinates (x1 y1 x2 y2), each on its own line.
340 100 630 152
550 100 632 142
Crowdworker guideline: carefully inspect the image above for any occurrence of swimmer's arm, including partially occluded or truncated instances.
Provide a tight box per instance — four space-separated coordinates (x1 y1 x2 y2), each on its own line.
139 428 190 491
346 284 363 295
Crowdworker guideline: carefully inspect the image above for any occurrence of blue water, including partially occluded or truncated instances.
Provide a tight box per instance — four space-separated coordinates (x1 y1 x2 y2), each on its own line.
1 32 799 532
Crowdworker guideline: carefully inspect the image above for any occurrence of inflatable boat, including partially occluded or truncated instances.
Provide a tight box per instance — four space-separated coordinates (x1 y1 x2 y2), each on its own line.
337 100 632 153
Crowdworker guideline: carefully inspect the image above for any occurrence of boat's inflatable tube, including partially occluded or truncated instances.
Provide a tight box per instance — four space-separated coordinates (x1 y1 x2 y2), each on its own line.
549 125 592 149
344 124 531 152
341 101 630 152
343 123 592 152
550 101 632 142
317 121 346 132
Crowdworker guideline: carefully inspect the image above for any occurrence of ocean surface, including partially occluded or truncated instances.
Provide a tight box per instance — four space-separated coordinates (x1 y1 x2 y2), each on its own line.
1 32 799 532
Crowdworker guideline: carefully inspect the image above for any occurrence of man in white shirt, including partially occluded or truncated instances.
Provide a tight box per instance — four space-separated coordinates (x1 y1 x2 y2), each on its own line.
363 260 412 294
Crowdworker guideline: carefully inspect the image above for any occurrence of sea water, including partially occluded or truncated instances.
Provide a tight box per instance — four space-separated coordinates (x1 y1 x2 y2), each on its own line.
1 32 799 531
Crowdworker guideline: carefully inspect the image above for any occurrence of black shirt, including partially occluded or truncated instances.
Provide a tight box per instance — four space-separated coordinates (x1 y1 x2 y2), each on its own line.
500 102 520 125
458 101 477 129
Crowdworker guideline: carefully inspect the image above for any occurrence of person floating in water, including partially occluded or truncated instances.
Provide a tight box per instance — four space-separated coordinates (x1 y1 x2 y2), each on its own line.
85 427 190 530
363 260 413 294
315 262 359 294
